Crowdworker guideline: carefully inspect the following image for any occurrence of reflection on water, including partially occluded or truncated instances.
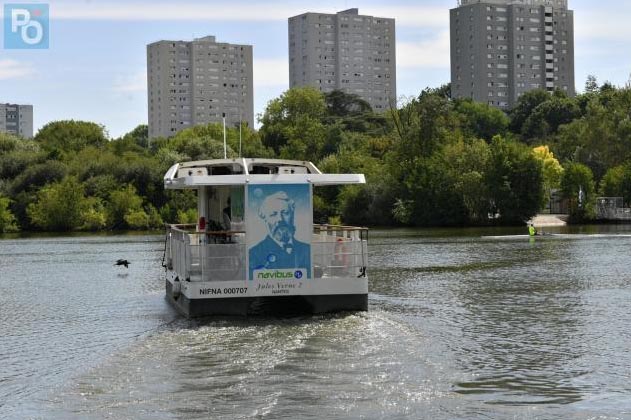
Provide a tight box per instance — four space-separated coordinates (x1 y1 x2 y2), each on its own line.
451 244 587 405
2 226 631 419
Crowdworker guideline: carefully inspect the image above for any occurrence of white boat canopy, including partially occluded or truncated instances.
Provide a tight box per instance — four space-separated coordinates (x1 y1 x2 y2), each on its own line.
164 158 366 189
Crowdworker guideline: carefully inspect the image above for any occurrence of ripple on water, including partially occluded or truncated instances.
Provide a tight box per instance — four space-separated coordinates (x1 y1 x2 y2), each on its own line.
4 230 631 419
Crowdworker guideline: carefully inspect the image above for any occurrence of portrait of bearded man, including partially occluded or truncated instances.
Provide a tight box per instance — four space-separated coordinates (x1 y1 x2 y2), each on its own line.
248 190 311 279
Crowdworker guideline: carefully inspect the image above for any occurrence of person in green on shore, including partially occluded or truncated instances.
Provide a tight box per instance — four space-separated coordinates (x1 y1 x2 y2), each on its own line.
528 223 537 237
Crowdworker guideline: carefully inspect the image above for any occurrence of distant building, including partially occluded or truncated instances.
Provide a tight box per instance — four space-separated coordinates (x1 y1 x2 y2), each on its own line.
0 103 33 138
147 36 254 139
450 0 575 110
288 8 396 112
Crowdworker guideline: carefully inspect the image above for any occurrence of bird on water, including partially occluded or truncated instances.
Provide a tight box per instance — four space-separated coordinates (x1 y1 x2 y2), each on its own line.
115 259 131 268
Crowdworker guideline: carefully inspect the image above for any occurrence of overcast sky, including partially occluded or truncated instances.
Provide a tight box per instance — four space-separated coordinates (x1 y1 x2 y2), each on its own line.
0 0 629 138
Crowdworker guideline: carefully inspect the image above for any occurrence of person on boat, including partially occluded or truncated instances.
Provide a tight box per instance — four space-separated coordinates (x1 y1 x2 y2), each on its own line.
528 223 537 237
222 198 231 230
249 191 310 279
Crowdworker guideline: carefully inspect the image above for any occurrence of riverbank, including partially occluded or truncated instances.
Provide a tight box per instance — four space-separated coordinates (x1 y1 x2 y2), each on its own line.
528 214 568 227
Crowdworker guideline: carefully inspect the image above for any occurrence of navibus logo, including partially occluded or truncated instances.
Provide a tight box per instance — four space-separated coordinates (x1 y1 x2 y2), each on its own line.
256 269 306 280
3 3 49 49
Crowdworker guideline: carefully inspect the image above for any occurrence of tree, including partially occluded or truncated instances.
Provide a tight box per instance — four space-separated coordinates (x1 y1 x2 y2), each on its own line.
0 195 19 232
521 96 580 141
453 99 509 141
532 145 564 207
126 124 149 148
27 176 89 231
553 88 631 179
322 90 386 136
395 154 468 226
508 89 551 134
443 139 492 223
80 197 108 230
599 164 631 206
35 120 108 153
325 90 372 116
107 184 145 229
0 137 46 180
560 162 596 222
10 160 67 195
0 132 21 152
338 182 396 226
585 75 599 93
390 89 457 160
259 87 327 161
164 125 238 161
485 136 545 223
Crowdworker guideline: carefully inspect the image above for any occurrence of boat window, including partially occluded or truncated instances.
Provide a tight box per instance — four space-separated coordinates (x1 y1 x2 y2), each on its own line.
208 165 243 175
250 165 273 174
205 186 244 231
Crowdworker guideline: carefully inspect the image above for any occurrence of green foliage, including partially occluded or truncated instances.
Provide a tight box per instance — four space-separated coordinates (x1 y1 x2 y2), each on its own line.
4 81 631 232
443 139 492 223
553 90 631 179
521 96 580 141
599 164 631 206
390 89 458 159
325 90 372 116
121 124 149 148
532 145 564 206
80 197 107 230
123 204 163 230
27 176 88 231
66 147 120 181
339 182 396 226
10 160 67 195
35 120 108 153
509 89 551 133
176 208 198 224
398 155 468 226
585 75 599 93
532 146 563 190
83 174 119 200
392 199 413 225
560 163 596 222
0 132 21 152
0 140 46 179
10 191 37 231
259 87 327 161
0 195 19 232
124 209 150 229
107 184 144 229
453 99 509 141
485 136 545 223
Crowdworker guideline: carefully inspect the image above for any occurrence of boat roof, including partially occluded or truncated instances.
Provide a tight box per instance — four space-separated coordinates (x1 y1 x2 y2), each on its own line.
164 158 366 189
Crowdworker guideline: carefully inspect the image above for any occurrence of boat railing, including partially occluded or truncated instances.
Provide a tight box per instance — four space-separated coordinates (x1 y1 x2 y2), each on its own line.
597 197 631 221
312 224 368 278
165 223 368 282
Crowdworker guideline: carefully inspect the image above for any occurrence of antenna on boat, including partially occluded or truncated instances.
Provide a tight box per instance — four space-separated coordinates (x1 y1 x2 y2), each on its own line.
239 109 242 157
222 112 227 159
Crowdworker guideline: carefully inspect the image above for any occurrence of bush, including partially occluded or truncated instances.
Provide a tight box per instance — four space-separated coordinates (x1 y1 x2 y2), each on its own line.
107 184 144 229
0 196 19 232
27 177 87 231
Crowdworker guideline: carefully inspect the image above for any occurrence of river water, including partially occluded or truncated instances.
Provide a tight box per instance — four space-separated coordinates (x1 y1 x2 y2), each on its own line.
1 226 631 419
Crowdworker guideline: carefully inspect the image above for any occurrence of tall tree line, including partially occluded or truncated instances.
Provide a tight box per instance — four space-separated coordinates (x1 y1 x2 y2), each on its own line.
1 77 630 232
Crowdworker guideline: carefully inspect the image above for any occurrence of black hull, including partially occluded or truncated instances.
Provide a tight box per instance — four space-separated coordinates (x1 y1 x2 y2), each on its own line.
166 280 367 317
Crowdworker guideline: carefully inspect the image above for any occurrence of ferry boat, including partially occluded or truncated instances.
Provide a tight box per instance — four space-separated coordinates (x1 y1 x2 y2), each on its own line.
162 158 369 317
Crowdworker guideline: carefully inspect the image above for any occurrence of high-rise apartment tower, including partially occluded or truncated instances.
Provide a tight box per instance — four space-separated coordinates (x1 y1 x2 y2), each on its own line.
450 0 575 110
289 8 396 112
147 36 254 139
0 103 33 138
